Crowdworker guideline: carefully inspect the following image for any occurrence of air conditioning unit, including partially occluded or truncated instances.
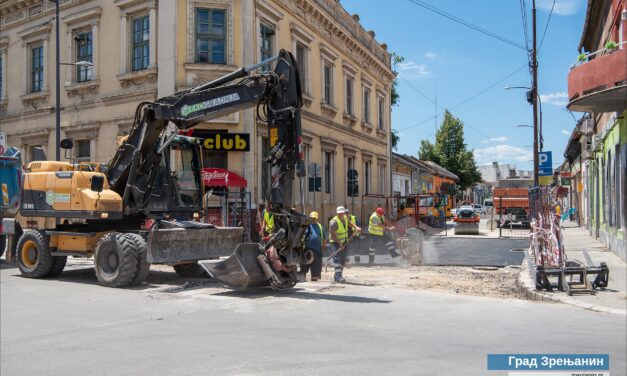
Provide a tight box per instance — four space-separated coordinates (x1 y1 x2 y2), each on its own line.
592 135 603 152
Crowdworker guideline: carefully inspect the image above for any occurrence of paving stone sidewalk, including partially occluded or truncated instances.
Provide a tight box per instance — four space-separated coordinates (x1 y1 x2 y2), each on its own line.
518 225 626 315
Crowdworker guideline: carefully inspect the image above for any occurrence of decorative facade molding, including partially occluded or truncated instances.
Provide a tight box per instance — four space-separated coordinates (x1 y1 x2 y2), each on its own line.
117 67 158 88
320 102 337 119
64 79 100 98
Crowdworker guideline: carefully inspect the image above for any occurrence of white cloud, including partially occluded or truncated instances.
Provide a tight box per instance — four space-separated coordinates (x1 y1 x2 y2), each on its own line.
424 52 438 60
397 61 431 80
540 92 568 106
474 144 533 165
561 129 570 135
482 136 509 143
536 0 582 16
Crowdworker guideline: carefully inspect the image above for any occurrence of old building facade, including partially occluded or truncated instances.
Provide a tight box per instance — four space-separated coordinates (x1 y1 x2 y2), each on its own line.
0 0 395 223
565 0 626 259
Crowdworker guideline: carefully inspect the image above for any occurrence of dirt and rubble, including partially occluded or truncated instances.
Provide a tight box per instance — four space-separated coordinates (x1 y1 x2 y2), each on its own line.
317 264 527 299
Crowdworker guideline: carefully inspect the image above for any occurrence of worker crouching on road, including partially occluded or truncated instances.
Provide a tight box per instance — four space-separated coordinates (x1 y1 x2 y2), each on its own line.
299 211 325 281
368 207 399 265
329 206 361 283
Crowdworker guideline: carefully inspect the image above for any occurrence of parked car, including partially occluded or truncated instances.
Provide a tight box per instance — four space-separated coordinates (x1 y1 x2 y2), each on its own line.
473 204 487 215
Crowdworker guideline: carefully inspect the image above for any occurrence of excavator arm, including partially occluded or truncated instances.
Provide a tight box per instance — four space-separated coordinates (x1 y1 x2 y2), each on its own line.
107 49 310 289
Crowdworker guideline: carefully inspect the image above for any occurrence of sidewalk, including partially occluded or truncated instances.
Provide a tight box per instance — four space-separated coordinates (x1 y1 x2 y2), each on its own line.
518 225 627 315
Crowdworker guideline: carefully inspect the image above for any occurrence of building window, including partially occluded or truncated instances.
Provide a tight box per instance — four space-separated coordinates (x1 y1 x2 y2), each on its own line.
75 140 91 161
28 144 42 162
75 32 93 82
202 149 228 170
345 77 353 116
364 161 371 194
379 164 386 194
324 151 333 195
132 15 150 71
377 97 385 130
363 87 370 124
323 63 333 105
195 8 226 64
260 23 274 71
31 45 44 92
295 43 308 93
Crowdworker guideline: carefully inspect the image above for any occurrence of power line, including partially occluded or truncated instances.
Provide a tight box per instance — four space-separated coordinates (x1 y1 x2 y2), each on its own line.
520 0 530 53
407 0 527 51
397 63 528 136
400 77 443 109
538 0 555 53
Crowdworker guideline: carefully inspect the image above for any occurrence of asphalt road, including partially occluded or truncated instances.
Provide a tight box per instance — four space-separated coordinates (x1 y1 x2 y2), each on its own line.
1 261 625 376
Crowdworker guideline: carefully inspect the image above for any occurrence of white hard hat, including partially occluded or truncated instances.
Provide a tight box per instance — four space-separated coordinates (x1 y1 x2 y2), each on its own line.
336 206 346 214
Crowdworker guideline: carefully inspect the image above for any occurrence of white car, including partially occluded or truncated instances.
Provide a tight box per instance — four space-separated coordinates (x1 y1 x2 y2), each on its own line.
473 204 487 215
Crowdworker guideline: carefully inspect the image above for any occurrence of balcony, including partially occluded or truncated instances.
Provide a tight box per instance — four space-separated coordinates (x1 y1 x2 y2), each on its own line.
567 47 627 113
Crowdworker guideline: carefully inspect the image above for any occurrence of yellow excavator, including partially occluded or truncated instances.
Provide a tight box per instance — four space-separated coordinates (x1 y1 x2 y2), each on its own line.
9 50 310 289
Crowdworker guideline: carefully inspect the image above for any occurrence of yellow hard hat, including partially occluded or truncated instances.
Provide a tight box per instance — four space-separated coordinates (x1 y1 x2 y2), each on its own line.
309 211 319 218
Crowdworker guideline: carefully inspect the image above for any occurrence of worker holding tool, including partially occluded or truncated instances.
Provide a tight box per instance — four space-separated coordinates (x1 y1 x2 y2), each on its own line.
299 211 325 281
329 206 361 283
368 207 397 265
345 208 361 265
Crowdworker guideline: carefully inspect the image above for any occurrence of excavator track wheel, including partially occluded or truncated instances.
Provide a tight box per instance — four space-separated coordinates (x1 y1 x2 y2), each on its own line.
94 233 139 288
17 230 54 278
126 233 150 285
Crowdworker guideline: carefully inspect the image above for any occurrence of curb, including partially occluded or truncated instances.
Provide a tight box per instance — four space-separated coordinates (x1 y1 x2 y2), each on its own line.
516 251 627 316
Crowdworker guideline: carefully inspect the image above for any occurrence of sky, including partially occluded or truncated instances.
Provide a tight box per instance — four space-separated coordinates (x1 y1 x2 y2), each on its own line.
341 0 587 170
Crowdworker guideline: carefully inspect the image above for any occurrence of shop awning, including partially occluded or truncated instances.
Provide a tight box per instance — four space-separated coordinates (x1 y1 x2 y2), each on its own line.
202 168 247 188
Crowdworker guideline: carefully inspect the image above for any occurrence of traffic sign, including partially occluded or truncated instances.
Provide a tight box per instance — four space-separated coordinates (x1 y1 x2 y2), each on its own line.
0 131 6 155
308 162 321 177
347 169 358 180
538 151 553 176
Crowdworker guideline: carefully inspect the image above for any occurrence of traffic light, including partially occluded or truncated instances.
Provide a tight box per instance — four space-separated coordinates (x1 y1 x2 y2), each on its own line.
347 180 359 197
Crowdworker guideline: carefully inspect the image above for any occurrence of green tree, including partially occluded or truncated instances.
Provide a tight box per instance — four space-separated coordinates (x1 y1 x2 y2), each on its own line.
391 129 400 151
417 110 481 190
390 53 404 107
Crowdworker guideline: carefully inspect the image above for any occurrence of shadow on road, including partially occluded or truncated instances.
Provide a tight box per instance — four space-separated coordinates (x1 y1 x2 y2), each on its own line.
213 288 392 304
0 259 17 269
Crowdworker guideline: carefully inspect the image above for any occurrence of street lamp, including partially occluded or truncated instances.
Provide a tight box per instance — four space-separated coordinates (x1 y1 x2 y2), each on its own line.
50 1 95 161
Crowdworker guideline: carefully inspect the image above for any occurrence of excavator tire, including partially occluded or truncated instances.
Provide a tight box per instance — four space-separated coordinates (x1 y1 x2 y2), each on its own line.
173 262 209 278
0 235 6 258
126 233 150 285
94 233 138 288
46 256 67 277
17 230 54 278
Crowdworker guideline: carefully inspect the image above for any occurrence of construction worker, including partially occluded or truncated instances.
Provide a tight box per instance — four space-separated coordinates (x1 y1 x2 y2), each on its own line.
368 207 398 265
345 208 361 264
299 211 325 281
260 202 275 237
329 206 361 283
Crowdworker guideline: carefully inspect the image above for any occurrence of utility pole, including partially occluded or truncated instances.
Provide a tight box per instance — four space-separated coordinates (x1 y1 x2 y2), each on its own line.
531 0 539 186
51 0 61 161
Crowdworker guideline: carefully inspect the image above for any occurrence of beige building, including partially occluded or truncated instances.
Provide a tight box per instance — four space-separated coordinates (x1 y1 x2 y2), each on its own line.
0 0 394 223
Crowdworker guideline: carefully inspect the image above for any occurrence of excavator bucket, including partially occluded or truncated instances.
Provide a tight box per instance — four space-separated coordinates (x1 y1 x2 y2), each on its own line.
147 223 244 264
198 243 270 290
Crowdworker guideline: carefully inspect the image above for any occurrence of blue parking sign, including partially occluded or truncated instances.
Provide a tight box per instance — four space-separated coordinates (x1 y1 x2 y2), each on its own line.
538 151 553 176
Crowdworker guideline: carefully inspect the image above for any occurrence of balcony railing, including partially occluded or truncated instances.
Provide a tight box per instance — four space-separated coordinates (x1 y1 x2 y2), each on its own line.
567 42 627 113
